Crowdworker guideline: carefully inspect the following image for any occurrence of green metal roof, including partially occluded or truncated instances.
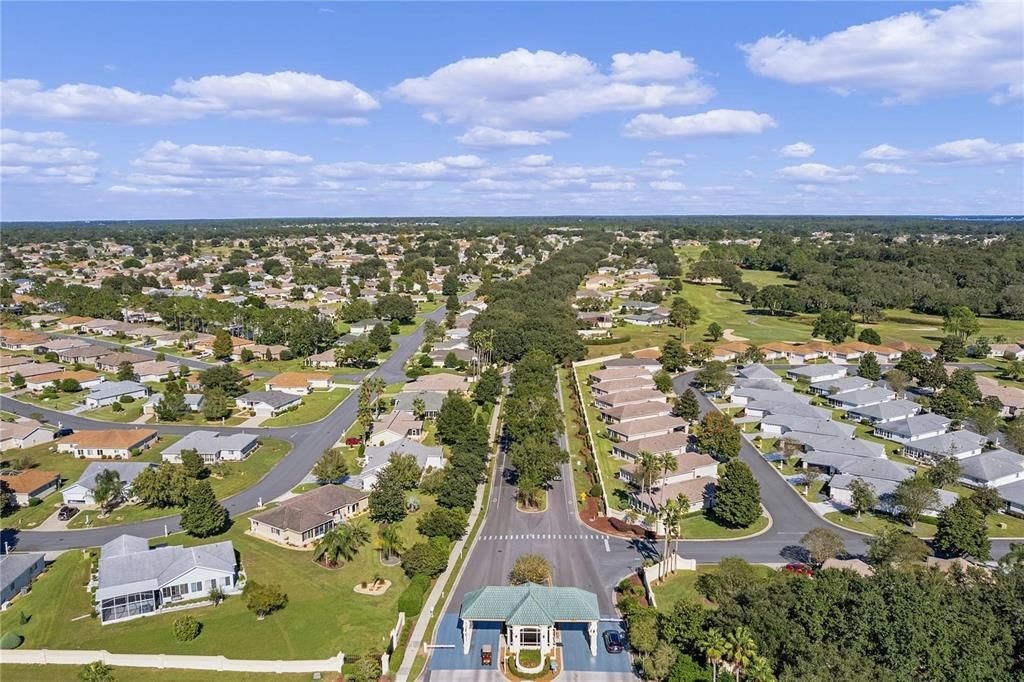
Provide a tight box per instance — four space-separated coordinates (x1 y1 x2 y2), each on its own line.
459 583 600 626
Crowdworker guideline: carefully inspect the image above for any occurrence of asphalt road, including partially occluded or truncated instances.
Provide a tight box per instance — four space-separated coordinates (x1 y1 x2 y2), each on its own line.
1 299 457 552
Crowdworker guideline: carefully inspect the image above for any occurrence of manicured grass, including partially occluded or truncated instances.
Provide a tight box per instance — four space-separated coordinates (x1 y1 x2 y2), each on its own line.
0 435 181 530
651 562 777 611
573 363 631 511
18 389 88 412
677 512 769 539
261 388 352 427
82 400 145 423
65 438 290 529
558 368 593 507
0 665 324 682
825 509 936 538
4 501 435 660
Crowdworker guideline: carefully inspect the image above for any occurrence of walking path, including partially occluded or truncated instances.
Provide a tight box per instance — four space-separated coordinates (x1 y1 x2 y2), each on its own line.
0 648 345 674
394 395 503 682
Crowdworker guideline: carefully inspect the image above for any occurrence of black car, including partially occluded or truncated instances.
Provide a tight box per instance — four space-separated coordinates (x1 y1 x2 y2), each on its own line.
57 506 78 521
54 427 74 438
603 630 624 653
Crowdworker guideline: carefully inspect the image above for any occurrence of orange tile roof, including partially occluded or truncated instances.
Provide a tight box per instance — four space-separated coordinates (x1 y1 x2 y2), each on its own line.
28 369 101 385
61 429 157 449
60 316 94 325
267 372 326 388
631 347 662 360
0 329 48 344
0 469 59 493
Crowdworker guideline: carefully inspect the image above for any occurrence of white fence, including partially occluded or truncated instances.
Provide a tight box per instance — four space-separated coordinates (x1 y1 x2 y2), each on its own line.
0 649 345 674
380 611 406 673
641 553 696 609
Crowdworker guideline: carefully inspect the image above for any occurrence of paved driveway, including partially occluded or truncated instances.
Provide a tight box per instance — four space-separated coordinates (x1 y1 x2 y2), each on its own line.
561 621 633 675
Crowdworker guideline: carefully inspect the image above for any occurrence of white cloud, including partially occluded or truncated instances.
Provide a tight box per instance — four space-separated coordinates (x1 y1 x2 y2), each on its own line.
455 126 569 149
610 50 697 81
134 141 312 176
863 162 915 175
779 142 815 158
642 153 686 167
1 71 378 123
390 48 712 128
860 143 911 160
922 138 1024 164
438 154 486 169
330 117 369 126
108 185 193 196
590 181 635 191
777 163 859 183
623 109 777 139
742 0 1023 103
517 154 553 167
0 128 98 184
650 180 687 191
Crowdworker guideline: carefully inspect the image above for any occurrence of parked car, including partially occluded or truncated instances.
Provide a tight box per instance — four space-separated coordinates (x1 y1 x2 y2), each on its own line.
603 630 624 653
54 427 74 438
784 562 814 577
57 506 78 521
345 437 362 447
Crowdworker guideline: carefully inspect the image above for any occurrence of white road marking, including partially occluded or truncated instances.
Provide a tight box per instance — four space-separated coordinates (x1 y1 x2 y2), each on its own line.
604 538 610 553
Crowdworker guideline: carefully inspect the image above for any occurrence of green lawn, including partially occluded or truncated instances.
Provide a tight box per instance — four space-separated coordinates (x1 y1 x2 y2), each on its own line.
3 499 437 660
82 400 145 423
66 438 291 529
826 506 1024 539
18 390 88 412
0 435 181 530
261 388 352 427
573 363 631 511
651 562 777 611
558 368 593 508
678 512 770 539
0 665 324 682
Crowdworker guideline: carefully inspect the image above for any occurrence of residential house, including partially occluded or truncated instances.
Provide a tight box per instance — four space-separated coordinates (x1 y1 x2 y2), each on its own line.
61 461 155 506
349 319 385 335
132 360 182 382
808 376 874 397
352 438 445 491
902 430 987 462
873 413 951 444
976 376 1024 418
989 343 1024 360
162 431 259 464
57 429 158 459
83 380 148 407
0 329 48 351
57 345 108 364
249 484 369 548
235 390 302 417
594 389 666 410
6 361 66 380
846 399 922 424
0 469 60 506
786 364 847 383
610 431 690 461
600 401 672 424
305 348 341 369
94 352 150 373
826 387 896 410
392 391 445 419
735 364 781 382
998 480 1024 517
619 452 717 488
0 420 53 449
403 372 471 394
630 477 716 518
57 315 94 331
590 367 654 384
143 392 204 415
25 369 103 392
589 377 656 396
623 312 669 327
265 372 331 395
602 357 662 373
247 344 289 360
0 553 46 607
0 355 35 376
958 449 1024 489
606 415 687 443
96 534 239 624
369 411 424 447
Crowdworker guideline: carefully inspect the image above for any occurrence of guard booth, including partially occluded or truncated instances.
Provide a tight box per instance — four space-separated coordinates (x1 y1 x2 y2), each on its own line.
459 583 601 659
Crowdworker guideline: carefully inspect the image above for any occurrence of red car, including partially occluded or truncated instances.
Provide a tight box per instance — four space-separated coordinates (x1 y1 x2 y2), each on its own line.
784 562 814 577
345 437 362 447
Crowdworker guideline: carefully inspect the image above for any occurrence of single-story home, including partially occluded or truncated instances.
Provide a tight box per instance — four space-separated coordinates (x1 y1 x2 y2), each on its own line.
610 431 690 461
352 438 445 491
94 351 150 373
826 387 896 410
600 400 672 424
808 376 874 397
0 355 35 376
96 534 240 624
62 461 155 506
403 372 471 394
759 413 853 439
590 367 654 384
594 389 666 410
249 484 369 547
392 391 445 419
369 411 424 447
132 360 182 383
247 344 289 360
602 357 662 373
57 345 108 364
143 392 204 415
589 377 656 396
305 349 340 369
58 315 94 331
629 477 716 520
7 361 66 379
829 473 957 518
735 364 781 382
83 380 149 408
989 343 1024 361
25 369 104 393
846 399 922 424
997 480 1024 517
0 329 48 351
349 319 386 335
786 364 847 383
0 553 46 606
606 415 687 443
265 372 331 395
0 469 60 506
902 430 987 462
959 449 1024 489
57 428 158 459
0 419 53 450
872 413 951 444
161 430 259 464
235 390 302 417
619 451 718 488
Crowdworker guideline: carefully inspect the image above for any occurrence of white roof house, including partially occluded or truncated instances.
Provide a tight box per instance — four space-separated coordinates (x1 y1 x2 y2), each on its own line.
96 534 239 624
352 438 445 491
959 449 1024 489
162 430 260 463
62 461 154 506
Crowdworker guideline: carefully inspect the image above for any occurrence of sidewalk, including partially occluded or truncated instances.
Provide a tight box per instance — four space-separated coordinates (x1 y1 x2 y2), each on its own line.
394 397 502 682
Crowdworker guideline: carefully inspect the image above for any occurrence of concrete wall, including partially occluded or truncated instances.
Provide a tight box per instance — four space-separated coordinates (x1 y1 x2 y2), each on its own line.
0 649 345 674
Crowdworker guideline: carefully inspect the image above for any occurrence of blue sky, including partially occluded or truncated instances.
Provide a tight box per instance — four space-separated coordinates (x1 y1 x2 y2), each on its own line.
2 1 1021 220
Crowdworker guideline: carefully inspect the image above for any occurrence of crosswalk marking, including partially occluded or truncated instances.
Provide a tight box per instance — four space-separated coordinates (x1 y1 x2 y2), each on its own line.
479 533 605 541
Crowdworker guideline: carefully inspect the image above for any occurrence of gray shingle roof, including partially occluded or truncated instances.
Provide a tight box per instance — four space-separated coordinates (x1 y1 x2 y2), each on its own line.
959 449 1024 482
236 390 301 409
162 430 258 458
904 430 987 457
847 399 922 421
250 484 368 533
71 461 154 491
97 534 235 601
787 364 847 380
87 380 147 401
878 413 951 438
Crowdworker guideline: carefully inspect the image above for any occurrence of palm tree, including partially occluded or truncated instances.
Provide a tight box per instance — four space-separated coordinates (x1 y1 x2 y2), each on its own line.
657 452 679 502
746 655 775 682
366 377 387 414
658 498 685 582
412 397 427 421
377 524 404 562
638 450 659 494
699 628 727 682
313 521 370 567
723 626 758 682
